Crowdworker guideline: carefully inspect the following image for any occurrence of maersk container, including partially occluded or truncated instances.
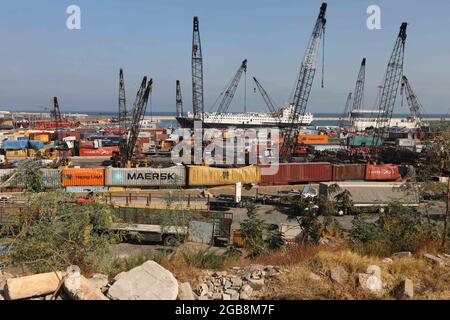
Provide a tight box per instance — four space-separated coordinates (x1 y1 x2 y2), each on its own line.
41 169 61 189
260 163 332 184
187 165 260 186
65 186 108 193
105 166 186 187
332 164 366 181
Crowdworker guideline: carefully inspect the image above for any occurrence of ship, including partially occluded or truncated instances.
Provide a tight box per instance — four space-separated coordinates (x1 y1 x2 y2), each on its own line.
350 109 421 131
176 105 314 128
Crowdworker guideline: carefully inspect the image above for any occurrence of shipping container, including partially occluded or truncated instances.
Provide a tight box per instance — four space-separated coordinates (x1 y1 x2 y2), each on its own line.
332 164 366 181
89 136 121 146
79 147 119 157
41 169 61 189
297 134 329 145
365 164 400 181
1 187 23 193
78 140 95 149
187 165 260 186
105 166 186 187
31 133 50 143
5 149 28 157
260 162 332 184
349 135 383 147
2 140 29 150
65 186 108 193
62 168 105 186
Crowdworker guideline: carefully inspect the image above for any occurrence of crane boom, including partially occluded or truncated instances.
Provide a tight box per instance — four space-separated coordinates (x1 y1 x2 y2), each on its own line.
281 3 327 159
401 76 422 122
120 77 153 166
215 59 247 114
351 58 366 114
192 16 204 121
373 22 408 144
253 77 278 114
176 80 183 117
52 97 62 127
118 68 128 130
338 92 353 130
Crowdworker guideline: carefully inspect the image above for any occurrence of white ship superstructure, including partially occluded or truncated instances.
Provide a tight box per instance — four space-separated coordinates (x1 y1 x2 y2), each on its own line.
350 109 421 131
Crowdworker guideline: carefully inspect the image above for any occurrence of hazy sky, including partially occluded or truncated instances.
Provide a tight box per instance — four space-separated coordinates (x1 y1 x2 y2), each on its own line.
0 0 449 114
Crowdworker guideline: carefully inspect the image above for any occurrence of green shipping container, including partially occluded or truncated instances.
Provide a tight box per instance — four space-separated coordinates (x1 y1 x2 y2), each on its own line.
349 135 383 147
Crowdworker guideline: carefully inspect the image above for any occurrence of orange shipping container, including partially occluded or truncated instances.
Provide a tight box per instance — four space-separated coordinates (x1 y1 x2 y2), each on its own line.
297 135 328 144
62 168 105 186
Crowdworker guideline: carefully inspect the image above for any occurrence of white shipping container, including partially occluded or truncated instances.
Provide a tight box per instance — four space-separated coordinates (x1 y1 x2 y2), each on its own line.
105 166 186 187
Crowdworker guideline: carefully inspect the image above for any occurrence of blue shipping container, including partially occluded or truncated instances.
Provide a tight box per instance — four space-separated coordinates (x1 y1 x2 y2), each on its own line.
2 140 29 150
65 186 108 193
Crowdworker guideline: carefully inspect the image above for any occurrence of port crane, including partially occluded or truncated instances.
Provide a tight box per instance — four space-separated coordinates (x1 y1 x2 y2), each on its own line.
192 16 204 122
118 68 128 131
281 2 327 160
115 76 153 167
176 80 183 118
51 97 62 128
350 58 366 124
252 77 281 122
338 92 353 134
400 76 423 125
373 23 408 145
214 59 248 115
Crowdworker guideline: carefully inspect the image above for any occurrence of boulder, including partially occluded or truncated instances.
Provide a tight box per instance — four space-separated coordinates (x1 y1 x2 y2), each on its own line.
107 260 178 300
330 266 348 285
88 274 109 292
4 271 64 300
366 265 381 279
178 282 195 300
392 252 412 258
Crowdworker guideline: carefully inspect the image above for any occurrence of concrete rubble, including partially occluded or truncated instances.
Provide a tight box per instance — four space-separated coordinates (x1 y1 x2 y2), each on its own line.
194 265 282 300
358 265 383 295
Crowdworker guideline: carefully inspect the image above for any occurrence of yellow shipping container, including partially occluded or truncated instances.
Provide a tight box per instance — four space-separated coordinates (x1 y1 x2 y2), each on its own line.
34 134 50 143
187 165 260 186
27 149 45 157
6 149 28 157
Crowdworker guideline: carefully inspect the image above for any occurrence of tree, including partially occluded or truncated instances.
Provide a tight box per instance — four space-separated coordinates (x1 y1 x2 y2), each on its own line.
240 203 268 257
0 190 120 274
11 159 45 192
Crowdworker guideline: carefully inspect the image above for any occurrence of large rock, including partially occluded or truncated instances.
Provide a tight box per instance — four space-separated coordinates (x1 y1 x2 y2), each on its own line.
107 260 178 300
239 284 253 300
248 278 264 290
88 274 109 292
4 271 64 300
63 266 108 300
358 273 383 294
178 282 195 300
330 266 348 285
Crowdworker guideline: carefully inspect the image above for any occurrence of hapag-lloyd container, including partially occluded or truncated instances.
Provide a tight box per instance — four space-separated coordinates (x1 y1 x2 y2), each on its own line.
260 162 332 184
105 166 186 187
62 168 105 186
332 164 366 181
365 164 400 181
79 147 119 157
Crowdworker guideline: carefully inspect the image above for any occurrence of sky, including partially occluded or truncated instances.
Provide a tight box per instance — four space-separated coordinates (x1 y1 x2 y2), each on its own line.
0 0 449 114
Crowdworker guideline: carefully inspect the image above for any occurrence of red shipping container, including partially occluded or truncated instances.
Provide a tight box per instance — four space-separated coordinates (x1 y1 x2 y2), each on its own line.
79 140 95 149
79 147 119 157
137 137 150 143
365 164 400 181
332 164 366 181
260 162 332 184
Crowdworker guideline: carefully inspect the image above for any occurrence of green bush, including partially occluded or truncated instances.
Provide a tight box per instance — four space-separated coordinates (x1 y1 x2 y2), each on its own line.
180 249 229 270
